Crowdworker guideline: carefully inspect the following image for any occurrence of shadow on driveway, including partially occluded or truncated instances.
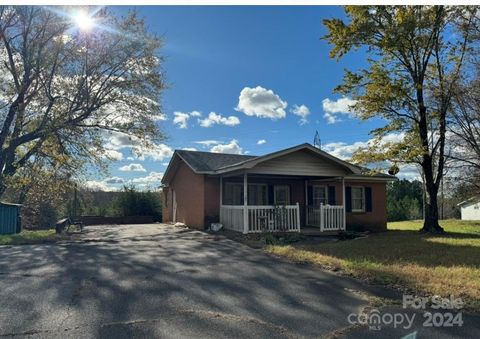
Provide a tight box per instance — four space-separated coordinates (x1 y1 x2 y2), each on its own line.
0 224 477 338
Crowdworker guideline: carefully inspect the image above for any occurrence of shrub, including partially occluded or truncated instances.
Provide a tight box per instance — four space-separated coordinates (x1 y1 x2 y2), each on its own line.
114 185 162 221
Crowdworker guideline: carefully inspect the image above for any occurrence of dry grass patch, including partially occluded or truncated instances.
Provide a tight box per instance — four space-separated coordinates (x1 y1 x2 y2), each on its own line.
266 220 480 312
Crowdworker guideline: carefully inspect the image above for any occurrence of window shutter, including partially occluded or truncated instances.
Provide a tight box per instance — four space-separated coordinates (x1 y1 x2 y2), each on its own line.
365 187 373 212
268 185 274 205
328 186 336 205
307 185 313 206
345 186 352 212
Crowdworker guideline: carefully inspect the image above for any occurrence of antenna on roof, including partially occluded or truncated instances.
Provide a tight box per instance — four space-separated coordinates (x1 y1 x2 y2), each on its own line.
313 130 321 149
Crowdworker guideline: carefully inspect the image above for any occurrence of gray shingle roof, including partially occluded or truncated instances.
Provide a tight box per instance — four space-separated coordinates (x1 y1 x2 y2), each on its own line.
176 150 256 172
162 144 396 185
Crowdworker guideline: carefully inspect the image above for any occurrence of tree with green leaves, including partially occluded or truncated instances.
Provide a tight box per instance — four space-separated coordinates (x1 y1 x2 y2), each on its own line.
0 6 166 197
387 179 423 221
115 185 162 221
323 6 479 233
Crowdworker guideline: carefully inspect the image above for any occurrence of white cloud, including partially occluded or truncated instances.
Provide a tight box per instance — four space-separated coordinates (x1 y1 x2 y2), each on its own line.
104 132 137 150
172 111 202 128
103 149 123 161
322 134 420 180
119 163 147 172
257 139 266 145
153 113 168 121
173 112 190 129
104 131 173 162
210 139 243 155
291 104 310 125
182 147 197 151
83 180 115 192
131 171 164 185
198 112 240 127
322 97 357 124
322 132 406 160
396 164 422 181
195 140 220 146
132 143 173 162
322 141 369 160
104 177 125 184
189 111 202 117
235 86 287 120
381 132 406 144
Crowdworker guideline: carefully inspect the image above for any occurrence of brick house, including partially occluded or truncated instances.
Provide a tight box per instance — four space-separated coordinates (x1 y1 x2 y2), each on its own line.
161 143 395 234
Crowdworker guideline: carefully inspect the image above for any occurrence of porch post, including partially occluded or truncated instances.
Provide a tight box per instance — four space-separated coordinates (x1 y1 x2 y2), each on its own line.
320 203 324 232
243 172 248 234
219 176 223 206
296 202 301 232
304 179 308 226
342 176 346 230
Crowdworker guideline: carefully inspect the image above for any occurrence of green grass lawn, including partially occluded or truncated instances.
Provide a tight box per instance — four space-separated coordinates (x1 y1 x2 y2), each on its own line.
0 229 58 245
266 220 480 312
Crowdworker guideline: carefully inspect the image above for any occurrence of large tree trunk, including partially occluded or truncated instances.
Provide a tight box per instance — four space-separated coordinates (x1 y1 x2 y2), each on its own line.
417 91 445 234
421 173 445 233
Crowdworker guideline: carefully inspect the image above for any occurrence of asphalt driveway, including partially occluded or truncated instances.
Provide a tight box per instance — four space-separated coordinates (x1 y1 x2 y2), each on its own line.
0 224 478 338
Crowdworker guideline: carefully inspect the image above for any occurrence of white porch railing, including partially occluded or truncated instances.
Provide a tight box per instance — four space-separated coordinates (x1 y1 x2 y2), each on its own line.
248 204 300 233
219 205 244 232
307 204 345 231
220 204 301 233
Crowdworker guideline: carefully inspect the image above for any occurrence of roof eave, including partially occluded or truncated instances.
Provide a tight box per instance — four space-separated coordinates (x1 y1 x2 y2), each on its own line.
457 197 480 207
344 175 397 182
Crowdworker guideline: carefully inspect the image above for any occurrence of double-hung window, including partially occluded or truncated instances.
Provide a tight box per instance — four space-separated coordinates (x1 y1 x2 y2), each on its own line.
351 187 365 212
274 185 290 205
224 183 268 205
224 183 243 205
248 184 268 205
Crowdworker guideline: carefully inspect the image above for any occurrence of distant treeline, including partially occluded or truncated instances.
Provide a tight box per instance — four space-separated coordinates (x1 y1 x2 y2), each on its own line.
79 186 162 221
387 179 462 222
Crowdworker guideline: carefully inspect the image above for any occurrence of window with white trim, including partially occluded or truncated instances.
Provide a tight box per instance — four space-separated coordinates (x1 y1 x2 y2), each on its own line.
274 185 290 205
248 184 268 205
351 187 365 212
312 185 327 206
224 183 243 205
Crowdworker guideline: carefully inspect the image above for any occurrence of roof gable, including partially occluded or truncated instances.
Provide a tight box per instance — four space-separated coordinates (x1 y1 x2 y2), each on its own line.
215 143 361 174
161 143 394 185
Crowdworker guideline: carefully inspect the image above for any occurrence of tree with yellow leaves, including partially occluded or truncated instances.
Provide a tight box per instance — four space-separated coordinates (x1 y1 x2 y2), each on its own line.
324 6 479 233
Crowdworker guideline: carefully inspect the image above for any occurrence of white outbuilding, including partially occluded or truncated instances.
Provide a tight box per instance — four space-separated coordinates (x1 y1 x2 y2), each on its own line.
458 197 480 221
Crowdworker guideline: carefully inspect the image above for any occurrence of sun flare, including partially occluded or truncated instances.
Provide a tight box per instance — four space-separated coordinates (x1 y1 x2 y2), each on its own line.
72 11 94 31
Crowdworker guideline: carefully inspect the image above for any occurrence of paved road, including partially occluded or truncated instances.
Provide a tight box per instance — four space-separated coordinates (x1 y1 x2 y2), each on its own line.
0 224 478 338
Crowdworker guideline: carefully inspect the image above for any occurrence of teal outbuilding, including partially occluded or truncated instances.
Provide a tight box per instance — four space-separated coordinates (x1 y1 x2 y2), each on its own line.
0 202 21 235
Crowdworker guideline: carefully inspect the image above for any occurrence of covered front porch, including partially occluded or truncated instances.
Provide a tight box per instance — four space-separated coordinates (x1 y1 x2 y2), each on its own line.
218 172 346 234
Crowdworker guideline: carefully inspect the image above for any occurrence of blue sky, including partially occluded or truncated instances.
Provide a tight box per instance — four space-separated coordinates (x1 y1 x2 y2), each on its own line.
87 6 401 191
